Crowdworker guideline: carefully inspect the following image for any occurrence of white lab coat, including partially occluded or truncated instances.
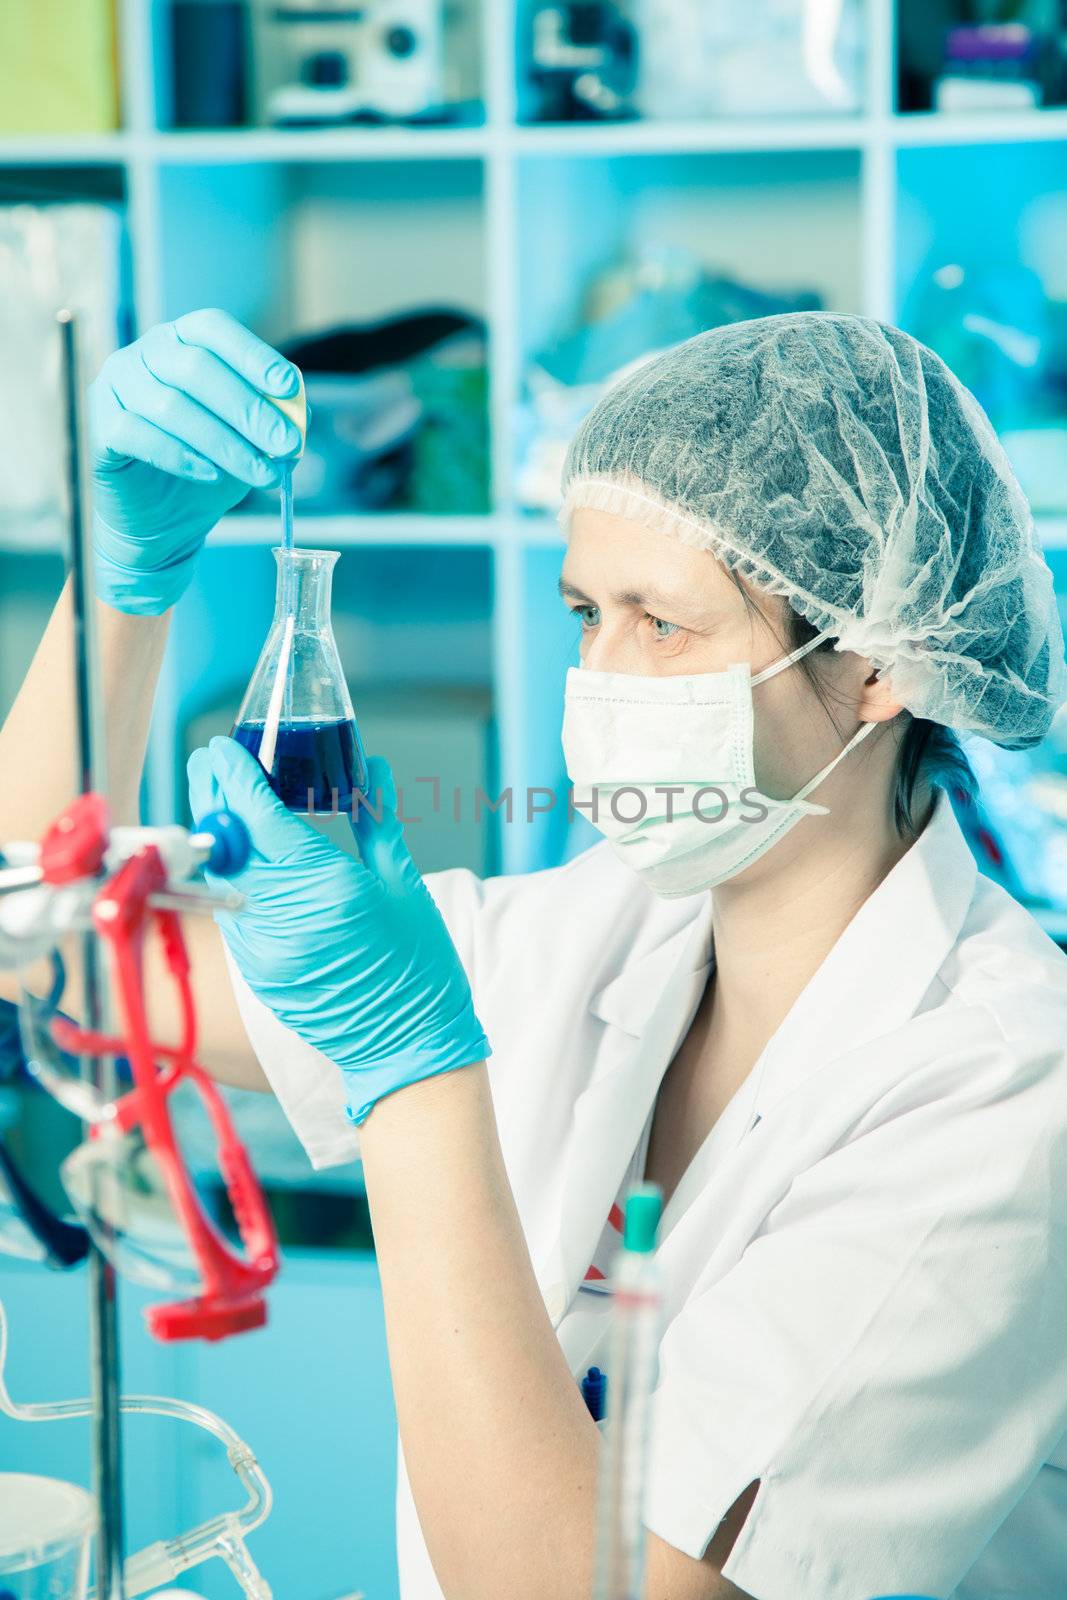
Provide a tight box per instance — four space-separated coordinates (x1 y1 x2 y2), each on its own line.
225 795 1067 1600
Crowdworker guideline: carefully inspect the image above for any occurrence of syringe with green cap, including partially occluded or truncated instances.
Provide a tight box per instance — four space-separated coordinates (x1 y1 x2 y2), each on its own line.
591 1182 664 1600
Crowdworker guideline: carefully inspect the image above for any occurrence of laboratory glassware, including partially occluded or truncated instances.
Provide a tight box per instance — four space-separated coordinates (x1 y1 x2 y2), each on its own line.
0 1130 89 1269
232 547 370 816
0 1140 85 1266
0 1301 273 1599
2 788 279 1342
0 1473 95 1599
14 844 279 1341
280 458 294 551
591 1183 663 1600
0 995 90 1267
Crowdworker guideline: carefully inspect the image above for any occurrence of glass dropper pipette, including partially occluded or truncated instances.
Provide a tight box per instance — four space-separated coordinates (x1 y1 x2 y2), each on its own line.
268 377 305 743
279 460 295 724
280 457 295 553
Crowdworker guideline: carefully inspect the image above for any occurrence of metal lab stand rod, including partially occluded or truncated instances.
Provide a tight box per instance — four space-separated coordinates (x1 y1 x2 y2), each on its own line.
57 309 127 1600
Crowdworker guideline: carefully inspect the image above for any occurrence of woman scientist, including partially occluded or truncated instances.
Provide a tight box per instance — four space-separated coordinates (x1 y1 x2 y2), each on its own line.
3 308 1067 1600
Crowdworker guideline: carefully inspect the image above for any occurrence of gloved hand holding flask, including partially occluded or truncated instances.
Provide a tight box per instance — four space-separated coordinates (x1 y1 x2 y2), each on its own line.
187 737 491 1124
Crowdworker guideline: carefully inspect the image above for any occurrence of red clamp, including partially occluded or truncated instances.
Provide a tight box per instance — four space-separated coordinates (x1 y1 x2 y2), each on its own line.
39 793 111 885
34 804 280 1343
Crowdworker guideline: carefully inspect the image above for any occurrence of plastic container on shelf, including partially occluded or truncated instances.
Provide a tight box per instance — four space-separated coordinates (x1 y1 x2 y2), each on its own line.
633 0 865 120
0 0 117 133
934 24 1042 112
523 2 639 122
0 206 123 551
169 1 248 128
0 1473 94 1599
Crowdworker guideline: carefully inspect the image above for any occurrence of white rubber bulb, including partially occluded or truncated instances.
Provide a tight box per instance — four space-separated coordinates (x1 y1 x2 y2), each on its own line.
267 369 306 458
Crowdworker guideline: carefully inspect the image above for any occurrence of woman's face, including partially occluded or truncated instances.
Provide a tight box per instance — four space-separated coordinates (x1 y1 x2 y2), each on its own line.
561 507 780 677
561 507 884 806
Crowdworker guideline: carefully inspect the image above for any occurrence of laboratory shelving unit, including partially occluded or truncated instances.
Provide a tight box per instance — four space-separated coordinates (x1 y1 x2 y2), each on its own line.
3 0 1067 874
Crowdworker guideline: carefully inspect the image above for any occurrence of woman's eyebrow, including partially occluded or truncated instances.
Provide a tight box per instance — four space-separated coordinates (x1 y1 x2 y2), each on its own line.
615 585 690 612
616 585 723 622
559 573 721 621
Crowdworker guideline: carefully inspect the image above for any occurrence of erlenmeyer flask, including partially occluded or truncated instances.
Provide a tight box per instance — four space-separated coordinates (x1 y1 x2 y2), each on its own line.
232 548 369 816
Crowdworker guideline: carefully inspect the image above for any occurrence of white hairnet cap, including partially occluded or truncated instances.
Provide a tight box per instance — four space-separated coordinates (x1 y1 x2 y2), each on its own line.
559 312 1067 750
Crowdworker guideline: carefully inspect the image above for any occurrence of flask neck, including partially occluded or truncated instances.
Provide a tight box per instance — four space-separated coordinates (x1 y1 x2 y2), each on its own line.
273 548 338 631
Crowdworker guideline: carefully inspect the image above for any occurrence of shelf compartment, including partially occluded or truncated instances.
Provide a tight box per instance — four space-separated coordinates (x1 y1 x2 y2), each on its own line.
494 542 580 876
512 148 863 520
155 158 486 342
0 552 65 728
154 0 485 142
515 148 863 368
153 158 490 518
895 139 1067 518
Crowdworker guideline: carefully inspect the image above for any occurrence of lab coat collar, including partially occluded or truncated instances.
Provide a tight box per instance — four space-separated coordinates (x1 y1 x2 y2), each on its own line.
751 791 977 1115
540 912 712 1322
587 791 977 1102
536 794 977 1325
589 906 713 1037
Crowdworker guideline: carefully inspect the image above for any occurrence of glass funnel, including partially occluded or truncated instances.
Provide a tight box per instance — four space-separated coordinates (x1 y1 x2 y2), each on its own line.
232 548 369 816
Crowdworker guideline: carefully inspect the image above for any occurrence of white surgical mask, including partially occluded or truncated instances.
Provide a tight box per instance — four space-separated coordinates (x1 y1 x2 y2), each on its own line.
561 634 876 897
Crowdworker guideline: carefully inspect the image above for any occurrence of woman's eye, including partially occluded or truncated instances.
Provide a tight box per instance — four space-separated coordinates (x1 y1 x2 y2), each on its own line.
650 615 681 639
574 603 600 629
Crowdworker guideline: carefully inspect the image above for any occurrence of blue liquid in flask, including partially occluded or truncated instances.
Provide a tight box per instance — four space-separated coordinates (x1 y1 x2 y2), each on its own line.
234 718 369 815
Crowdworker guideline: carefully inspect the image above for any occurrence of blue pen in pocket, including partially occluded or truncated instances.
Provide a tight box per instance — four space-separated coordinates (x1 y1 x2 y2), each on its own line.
581 1365 607 1423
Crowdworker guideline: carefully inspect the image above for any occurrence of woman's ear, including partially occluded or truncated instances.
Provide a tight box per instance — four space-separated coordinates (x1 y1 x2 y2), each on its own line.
857 665 905 724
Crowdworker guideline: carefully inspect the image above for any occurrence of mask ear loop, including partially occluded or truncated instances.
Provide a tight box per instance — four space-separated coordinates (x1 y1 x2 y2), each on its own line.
793 717 878 806
750 629 833 687
750 628 880 809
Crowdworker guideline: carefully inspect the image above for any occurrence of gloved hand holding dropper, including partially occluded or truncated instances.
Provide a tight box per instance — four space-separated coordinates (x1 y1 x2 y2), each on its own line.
88 309 305 614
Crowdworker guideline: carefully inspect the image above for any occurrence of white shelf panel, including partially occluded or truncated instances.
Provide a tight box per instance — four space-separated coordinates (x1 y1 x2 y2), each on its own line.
511 117 870 157
0 530 64 555
510 513 564 547
0 133 129 164
210 513 499 547
149 126 489 164
2 110 1064 172
892 108 1067 147
1037 517 1067 550
209 513 567 549
8 508 1059 558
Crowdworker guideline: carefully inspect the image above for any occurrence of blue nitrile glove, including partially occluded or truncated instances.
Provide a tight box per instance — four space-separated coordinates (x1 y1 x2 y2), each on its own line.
187 736 491 1125
89 309 303 615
